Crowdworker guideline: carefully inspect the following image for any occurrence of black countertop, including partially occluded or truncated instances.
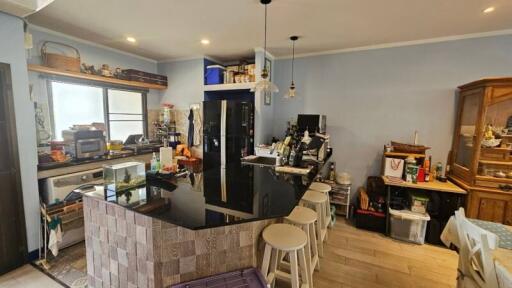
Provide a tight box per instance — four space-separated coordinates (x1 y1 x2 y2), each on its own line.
38 150 155 171
86 156 331 230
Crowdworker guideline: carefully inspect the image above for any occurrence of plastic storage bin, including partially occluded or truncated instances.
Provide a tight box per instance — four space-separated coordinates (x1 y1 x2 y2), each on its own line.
205 65 225 85
171 268 267 288
389 208 430 244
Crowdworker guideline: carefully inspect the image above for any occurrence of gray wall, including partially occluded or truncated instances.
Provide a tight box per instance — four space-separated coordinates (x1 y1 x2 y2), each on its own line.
273 34 512 191
0 12 39 251
158 59 204 109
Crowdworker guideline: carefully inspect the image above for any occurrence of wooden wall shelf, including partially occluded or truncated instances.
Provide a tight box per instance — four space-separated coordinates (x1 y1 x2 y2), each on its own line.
28 64 167 90
204 82 255 91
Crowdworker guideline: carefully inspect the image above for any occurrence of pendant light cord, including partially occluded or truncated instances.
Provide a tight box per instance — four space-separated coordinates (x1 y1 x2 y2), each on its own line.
291 40 295 84
263 3 268 72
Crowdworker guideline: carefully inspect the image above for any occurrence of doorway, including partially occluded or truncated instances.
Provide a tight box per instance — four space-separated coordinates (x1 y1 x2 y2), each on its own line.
0 63 28 274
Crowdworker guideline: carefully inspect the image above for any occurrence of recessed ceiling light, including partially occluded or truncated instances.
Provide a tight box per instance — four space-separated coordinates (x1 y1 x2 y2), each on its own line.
483 6 495 13
200 39 210 45
126 37 136 43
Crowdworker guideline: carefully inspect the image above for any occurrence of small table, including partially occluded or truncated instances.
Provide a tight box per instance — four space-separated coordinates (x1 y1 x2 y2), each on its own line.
382 176 467 237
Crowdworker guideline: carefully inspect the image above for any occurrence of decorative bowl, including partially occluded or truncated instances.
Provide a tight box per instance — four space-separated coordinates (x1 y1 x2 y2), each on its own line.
481 139 502 148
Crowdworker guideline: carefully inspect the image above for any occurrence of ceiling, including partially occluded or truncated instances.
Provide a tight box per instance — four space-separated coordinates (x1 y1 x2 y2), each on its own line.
27 0 512 62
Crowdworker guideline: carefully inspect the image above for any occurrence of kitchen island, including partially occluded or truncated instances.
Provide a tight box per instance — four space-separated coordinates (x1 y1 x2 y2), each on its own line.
83 159 329 288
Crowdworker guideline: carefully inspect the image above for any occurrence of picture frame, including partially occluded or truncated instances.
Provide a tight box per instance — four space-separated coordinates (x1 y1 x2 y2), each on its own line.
264 57 272 106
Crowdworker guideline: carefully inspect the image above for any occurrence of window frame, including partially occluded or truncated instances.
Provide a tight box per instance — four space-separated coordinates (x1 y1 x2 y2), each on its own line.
46 77 148 142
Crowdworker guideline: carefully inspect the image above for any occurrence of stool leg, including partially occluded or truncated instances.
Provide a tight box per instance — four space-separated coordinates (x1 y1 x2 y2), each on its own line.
303 224 313 288
269 248 279 288
261 244 272 284
314 203 324 257
298 247 312 288
323 201 329 241
325 196 332 228
289 250 300 288
309 222 320 271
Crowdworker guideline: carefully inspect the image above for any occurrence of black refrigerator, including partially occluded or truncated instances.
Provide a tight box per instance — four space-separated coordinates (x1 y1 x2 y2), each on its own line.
203 98 255 219
203 99 254 170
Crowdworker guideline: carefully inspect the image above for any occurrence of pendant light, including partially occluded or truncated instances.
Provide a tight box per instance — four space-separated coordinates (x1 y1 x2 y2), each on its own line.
252 0 279 94
285 36 299 99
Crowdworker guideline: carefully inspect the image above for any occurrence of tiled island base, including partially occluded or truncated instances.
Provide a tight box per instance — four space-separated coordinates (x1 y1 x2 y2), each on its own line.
83 195 273 288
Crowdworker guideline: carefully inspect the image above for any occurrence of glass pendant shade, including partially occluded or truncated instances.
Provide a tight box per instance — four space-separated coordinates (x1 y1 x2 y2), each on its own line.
285 83 296 99
252 76 279 93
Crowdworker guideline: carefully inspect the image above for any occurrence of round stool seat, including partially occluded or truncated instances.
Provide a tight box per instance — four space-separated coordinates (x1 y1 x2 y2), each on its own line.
285 206 318 225
302 190 328 204
310 182 331 193
263 224 307 251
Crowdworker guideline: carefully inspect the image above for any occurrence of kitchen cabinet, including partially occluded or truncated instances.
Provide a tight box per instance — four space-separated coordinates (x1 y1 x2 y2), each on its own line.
467 189 512 225
449 77 512 224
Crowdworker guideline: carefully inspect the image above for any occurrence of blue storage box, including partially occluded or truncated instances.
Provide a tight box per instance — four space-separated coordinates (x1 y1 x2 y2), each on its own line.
205 65 225 85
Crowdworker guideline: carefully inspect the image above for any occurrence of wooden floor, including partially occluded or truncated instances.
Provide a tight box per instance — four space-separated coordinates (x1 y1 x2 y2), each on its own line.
0 265 62 288
308 218 458 288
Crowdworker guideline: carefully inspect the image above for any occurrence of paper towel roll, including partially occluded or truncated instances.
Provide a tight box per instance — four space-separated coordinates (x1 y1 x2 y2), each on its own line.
160 147 173 169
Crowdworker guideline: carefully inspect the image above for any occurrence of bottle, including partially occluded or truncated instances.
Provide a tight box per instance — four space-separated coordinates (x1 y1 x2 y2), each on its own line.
289 149 296 167
150 152 158 172
424 156 431 181
329 162 336 181
436 162 443 179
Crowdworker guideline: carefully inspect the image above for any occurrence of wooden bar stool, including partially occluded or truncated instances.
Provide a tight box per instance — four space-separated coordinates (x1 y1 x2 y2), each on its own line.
309 182 332 229
260 224 311 288
285 206 320 286
300 190 329 257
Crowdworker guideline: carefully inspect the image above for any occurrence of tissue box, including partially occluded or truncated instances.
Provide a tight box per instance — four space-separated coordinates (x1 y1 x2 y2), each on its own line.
104 162 146 192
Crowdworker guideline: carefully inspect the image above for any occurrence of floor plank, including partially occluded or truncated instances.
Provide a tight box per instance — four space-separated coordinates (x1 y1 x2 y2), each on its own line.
304 218 458 288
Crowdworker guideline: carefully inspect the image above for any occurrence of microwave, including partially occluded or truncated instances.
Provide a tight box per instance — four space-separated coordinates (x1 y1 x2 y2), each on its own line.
63 130 106 159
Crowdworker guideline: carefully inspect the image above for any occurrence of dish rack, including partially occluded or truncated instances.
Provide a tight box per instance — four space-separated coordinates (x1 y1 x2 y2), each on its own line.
36 200 84 269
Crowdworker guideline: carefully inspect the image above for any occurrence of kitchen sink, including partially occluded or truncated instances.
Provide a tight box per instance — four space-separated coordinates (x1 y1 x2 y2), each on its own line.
241 156 276 167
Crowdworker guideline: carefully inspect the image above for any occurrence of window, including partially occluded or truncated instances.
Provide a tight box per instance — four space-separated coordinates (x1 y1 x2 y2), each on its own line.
107 89 145 141
49 80 147 142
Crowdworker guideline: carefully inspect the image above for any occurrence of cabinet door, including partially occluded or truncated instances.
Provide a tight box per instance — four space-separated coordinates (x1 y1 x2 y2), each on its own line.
469 190 512 224
452 89 483 180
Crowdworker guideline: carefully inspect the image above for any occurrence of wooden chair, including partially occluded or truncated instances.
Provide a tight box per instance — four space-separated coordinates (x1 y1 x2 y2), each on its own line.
454 208 499 288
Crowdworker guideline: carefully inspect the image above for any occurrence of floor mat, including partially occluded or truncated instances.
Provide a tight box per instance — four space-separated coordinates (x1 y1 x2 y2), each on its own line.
34 242 87 288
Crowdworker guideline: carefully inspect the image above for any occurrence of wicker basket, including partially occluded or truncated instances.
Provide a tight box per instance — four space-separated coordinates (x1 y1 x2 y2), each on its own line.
41 41 81 72
391 141 429 154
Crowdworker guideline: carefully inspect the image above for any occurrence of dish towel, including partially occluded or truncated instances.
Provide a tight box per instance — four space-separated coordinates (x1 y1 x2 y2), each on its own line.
48 217 63 256
193 108 202 146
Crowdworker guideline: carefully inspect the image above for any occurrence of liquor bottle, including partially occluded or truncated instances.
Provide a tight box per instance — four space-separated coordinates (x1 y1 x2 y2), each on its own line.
329 162 336 181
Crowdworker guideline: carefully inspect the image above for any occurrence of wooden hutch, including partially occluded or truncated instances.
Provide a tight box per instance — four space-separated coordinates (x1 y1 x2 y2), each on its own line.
449 78 512 225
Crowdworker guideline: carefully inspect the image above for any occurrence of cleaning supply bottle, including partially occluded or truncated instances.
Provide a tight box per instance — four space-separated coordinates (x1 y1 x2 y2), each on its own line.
151 152 158 172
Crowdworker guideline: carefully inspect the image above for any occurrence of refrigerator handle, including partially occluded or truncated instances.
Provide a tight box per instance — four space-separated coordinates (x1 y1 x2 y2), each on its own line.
221 100 227 167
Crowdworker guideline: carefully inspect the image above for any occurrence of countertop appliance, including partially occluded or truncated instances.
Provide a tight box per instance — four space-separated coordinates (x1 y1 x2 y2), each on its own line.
63 129 106 160
41 168 104 249
297 114 326 135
